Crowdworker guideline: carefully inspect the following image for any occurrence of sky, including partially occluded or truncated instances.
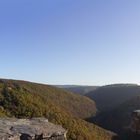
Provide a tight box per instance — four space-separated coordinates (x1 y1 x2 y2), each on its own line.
0 0 140 85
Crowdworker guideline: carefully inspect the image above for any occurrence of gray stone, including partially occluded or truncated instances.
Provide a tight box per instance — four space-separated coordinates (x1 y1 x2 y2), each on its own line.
131 110 140 134
0 118 67 140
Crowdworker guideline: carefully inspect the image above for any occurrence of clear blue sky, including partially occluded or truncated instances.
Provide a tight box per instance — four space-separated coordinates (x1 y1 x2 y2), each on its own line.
0 0 140 85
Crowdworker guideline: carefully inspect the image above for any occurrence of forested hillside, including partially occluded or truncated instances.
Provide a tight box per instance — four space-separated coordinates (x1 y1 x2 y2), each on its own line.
0 79 115 140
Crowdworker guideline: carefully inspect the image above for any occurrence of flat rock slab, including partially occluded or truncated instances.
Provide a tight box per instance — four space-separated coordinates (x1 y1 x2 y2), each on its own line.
0 118 66 140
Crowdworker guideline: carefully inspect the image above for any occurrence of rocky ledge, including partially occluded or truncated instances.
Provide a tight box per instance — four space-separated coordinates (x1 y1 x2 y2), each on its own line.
131 110 140 134
0 118 67 140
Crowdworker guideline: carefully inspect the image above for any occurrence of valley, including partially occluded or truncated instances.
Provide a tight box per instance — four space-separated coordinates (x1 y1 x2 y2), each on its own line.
0 79 140 139
0 79 114 140
61 84 140 140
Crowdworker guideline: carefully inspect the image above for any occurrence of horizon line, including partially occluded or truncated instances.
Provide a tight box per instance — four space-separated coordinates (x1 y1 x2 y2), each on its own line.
0 77 139 87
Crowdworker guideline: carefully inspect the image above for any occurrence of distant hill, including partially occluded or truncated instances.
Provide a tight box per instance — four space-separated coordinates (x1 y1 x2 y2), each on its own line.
56 85 99 95
86 84 140 112
0 79 114 140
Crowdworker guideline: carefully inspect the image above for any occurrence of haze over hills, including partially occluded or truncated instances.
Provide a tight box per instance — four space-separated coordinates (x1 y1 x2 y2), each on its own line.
0 79 115 140
56 85 99 95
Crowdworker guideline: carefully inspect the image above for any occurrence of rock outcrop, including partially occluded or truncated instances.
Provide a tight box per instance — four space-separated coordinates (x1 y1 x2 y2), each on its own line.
0 118 67 140
131 110 140 134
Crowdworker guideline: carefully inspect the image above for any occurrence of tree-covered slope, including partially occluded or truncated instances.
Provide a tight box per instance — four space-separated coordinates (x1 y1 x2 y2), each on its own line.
0 79 115 140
